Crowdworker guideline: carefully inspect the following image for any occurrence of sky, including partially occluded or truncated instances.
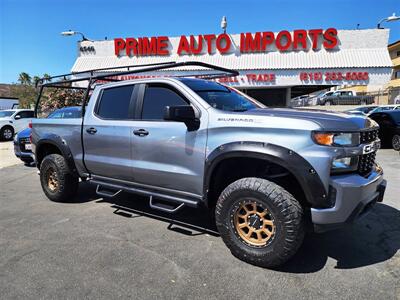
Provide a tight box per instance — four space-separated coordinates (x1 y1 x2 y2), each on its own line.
0 0 399 83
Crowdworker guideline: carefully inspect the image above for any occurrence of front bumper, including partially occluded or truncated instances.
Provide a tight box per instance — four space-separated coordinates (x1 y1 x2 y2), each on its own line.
311 165 386 232
13 142 35 163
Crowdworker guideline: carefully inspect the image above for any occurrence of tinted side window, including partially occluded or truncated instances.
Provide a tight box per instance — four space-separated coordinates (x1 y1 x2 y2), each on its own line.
26 111 34 118
16 111 34 118
97 85 134 119
142 85 188 120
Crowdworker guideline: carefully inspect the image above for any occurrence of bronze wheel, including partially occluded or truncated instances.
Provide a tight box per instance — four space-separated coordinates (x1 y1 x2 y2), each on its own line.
46 167 59 192
40 154 78 202
233 200 275 247
216 178 304 267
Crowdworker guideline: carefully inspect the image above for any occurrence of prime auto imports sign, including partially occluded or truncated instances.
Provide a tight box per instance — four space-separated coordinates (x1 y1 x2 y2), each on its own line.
114 28 338 56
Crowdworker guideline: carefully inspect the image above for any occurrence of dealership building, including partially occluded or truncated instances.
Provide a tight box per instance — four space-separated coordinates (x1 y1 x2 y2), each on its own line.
71 28 393 107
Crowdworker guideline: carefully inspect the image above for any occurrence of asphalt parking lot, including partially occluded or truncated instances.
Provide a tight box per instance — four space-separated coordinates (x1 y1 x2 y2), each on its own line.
0 145 399 299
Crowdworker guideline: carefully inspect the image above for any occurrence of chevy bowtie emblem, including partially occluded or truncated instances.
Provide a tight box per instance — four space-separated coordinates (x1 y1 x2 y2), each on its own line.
363 141 380 154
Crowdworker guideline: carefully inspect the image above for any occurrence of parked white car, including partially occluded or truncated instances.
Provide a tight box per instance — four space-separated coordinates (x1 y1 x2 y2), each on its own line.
0 109 34 141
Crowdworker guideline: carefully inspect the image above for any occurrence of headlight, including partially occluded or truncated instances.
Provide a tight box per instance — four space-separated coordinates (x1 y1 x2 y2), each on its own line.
365 117 379 129
312 132 360 146
14 134 18 142
331 156 359 174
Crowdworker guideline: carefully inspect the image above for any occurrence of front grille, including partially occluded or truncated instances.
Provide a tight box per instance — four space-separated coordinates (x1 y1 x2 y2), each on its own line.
19 137 31 152
358 152 376 177
360 129 379 144
357 128 379 177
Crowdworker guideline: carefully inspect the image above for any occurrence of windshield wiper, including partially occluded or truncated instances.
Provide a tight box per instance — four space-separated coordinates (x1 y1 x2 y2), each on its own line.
232 109 248 112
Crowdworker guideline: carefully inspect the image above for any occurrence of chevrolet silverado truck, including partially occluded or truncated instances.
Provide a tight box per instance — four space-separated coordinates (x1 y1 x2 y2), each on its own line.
31 62 386 268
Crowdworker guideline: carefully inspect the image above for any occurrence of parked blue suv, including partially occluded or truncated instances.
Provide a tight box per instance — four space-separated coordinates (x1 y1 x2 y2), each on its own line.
14 106 81 165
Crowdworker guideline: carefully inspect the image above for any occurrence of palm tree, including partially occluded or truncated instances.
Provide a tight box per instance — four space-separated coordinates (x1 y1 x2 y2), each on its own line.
43 73 51 82
33 76 40 85
18 72 32 85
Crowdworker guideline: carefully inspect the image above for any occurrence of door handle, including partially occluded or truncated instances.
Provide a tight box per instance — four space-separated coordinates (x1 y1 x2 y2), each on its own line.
133 129 149 137
86 127 97 134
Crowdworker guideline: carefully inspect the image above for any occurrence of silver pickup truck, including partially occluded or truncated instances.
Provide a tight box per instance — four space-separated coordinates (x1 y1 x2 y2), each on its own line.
32 62 386 268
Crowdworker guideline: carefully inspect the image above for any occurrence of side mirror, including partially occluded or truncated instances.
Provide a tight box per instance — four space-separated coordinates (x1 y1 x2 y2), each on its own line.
164 105 199 131
14 115 21 120
164 105 195 121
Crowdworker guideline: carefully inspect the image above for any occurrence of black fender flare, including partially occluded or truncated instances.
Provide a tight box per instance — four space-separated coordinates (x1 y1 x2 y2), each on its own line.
204 141 329 208
35 134 78 176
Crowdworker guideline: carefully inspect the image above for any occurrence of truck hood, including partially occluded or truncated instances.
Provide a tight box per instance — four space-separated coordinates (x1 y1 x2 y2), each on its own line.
245 108 374 131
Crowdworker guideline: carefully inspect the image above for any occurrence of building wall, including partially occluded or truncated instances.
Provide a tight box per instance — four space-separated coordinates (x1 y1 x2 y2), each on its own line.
387 40 400 88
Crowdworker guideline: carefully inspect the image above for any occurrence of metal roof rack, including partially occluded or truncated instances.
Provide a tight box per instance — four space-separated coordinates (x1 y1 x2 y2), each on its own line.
35 61 239 87
34 61 239 117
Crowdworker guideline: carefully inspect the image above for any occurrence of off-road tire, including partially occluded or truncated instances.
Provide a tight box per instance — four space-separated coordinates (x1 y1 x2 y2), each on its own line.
40 154 78 202
392 134 400 151
215 177 304 268
0 126 14 141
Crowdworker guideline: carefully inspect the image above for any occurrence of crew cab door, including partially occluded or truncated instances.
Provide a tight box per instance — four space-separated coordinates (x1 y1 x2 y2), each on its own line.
130 83 207 196
83 84 138 181
13 110 34 132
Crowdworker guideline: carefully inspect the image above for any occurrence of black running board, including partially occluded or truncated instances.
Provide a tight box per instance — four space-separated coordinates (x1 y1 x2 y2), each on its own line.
91 180 199 211
96 185 122 198
149 196 185 213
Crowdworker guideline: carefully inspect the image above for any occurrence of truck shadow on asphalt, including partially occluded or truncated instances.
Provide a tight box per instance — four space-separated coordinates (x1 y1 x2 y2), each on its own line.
81 187 399 273
280 203 400 273
96 192 220 237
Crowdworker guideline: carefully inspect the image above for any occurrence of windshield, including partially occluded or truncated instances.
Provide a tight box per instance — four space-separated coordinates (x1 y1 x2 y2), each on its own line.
180 79 264 112
0 111 15 117
315 91 331 98
348 106 370 112
371 106 394 114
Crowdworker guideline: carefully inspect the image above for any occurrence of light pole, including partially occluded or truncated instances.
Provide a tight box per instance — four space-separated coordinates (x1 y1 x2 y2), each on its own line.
221 16 227 34
377 13 400 29
61 30 92 41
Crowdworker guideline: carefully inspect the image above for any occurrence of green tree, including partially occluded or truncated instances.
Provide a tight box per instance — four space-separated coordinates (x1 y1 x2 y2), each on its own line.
18 72 32 85
10 84 38 108
43 73 51 82
33 76 40 86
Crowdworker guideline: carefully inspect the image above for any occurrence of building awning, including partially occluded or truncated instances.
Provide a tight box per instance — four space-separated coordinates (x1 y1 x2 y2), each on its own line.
72 48 392 72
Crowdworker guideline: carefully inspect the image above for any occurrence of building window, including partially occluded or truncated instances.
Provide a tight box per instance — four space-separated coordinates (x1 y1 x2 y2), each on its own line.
395 70 400 79
397 50 400 57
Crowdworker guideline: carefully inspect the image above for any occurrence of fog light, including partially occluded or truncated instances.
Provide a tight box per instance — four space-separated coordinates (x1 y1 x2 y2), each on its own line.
331 156 358 174
332 157 351 168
